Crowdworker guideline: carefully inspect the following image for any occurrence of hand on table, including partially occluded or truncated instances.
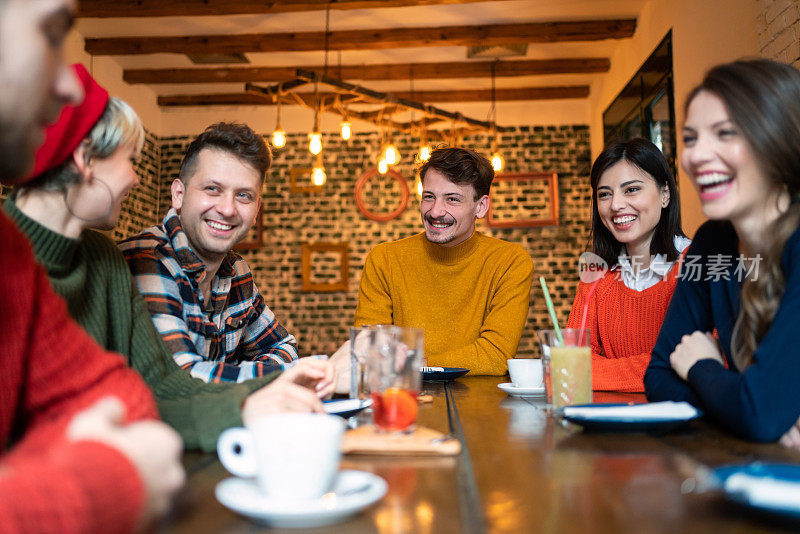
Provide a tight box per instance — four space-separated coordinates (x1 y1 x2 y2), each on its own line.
780 415 800 449
242 358 334 423
330 340 352 394
669 331 724 380
67 397 185 530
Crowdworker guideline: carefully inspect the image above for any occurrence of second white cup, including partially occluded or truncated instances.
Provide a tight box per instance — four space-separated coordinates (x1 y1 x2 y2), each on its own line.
507 358 544 388
217 413 345 500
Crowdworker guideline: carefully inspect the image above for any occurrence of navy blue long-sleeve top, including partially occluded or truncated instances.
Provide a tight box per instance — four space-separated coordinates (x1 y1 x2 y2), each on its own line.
644 220 800 442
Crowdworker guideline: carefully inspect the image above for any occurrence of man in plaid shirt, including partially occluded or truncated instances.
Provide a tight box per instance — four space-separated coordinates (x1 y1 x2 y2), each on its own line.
121 122 298 383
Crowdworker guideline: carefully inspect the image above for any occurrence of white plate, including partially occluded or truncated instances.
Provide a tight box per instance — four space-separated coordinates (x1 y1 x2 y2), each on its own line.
498 382 546 397
215 469 387 528
323 398 373 418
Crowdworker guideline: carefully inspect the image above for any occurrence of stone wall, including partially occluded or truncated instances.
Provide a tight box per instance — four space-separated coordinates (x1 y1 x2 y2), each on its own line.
158 126 592 358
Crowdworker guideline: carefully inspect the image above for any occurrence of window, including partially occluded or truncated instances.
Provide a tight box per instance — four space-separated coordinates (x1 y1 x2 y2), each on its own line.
603 32 676 176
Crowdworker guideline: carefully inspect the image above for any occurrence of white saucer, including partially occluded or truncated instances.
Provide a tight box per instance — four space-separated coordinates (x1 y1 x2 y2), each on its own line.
498 382 546 397
215 469 387 528
323 398 373 418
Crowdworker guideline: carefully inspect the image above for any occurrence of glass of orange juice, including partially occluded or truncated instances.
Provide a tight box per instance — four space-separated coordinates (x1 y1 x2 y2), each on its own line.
537 328 592 408
365 326 423 433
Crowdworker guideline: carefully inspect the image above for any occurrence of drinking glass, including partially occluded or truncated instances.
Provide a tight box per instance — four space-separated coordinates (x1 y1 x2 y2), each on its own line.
537 328 592 408
349 326 374 400
364 326 423 433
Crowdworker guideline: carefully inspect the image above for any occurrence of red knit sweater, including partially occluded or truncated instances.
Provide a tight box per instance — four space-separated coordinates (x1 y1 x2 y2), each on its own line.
0 212 158 533
566 259 682 393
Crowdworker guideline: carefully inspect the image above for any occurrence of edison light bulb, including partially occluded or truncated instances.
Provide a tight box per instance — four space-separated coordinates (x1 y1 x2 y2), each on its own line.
311 165 326 186
340 121 352 141
383 144 399 165
415 176 423 196
491 152 504 172
271 127 286 148
378 159 388 175
308 132 322 155
419 145 431 162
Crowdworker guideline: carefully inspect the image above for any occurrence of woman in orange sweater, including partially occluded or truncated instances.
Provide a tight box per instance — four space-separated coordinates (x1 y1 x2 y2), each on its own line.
567 138 690 392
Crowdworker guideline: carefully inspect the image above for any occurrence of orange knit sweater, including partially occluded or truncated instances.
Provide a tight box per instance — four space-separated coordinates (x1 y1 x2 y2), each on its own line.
566 259 682 393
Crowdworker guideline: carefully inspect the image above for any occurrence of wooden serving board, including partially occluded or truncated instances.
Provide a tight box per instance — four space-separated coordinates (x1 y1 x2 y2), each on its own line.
342 425 461 456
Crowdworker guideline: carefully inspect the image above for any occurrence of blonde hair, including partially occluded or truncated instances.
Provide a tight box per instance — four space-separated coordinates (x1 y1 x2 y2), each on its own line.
25 97 144 192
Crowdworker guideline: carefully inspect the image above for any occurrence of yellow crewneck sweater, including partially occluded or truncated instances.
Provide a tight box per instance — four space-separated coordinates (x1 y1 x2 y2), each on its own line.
354 231 534 375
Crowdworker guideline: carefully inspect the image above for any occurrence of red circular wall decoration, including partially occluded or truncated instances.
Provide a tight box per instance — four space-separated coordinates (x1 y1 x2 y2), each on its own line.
354 167 410 222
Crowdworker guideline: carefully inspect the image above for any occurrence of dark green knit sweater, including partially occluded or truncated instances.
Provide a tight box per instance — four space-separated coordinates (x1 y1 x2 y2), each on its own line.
3 198 279 451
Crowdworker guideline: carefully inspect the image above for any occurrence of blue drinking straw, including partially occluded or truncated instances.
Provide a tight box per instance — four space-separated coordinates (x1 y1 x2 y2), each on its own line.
539 276 564 345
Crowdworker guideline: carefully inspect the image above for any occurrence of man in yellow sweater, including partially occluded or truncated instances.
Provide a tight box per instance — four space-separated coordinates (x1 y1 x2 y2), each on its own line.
353 147 534 375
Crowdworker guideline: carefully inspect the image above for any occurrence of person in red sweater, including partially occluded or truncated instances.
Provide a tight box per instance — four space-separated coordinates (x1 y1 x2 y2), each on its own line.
566 138 690 393
0 0 184 532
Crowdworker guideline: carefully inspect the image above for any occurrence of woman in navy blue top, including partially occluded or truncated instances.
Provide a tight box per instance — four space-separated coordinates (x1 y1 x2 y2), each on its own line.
644 59 800 446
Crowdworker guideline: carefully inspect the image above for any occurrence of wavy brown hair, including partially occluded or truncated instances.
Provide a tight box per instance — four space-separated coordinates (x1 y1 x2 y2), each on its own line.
687 59 800 369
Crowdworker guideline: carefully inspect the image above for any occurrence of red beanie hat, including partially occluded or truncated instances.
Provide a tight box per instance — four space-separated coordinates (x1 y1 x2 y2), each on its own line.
25 64 109 183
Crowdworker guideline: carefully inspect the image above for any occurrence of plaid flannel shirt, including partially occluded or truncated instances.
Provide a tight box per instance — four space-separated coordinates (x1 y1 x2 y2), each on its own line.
119 209 297 383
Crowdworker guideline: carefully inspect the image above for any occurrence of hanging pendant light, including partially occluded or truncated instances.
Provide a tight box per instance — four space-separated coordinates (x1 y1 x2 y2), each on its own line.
491 150 504 172
271 97 286 148
488 60 503 173
418 143 431 162
383 143 399 166
340 119 352 141
311 154 326 186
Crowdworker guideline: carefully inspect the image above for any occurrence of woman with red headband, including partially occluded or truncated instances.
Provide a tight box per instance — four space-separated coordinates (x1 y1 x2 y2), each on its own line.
3 65 335 452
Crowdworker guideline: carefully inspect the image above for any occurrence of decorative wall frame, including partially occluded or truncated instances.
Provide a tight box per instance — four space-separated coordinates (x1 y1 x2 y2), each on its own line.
233 204 264 250
354 167 409 222
290 167 324 194
301 242 350 292
486 172 560 228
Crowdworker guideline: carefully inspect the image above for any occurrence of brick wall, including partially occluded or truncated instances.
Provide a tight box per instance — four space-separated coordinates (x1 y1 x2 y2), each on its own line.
158 126 592 359
113 130 162 241
1 123 592 362
758 0 800 64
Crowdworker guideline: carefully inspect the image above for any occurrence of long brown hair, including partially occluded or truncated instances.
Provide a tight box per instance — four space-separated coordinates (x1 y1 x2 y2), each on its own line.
686 59 800 368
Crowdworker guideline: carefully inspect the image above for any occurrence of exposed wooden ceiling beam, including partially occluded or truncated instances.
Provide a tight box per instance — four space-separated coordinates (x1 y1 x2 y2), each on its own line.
77 0 511 18
157 86 589 106
85 19 636 56
124 57 610 84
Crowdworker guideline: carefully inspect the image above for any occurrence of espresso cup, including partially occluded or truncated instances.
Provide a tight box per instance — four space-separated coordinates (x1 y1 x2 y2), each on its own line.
507 358 544 388
217 413 345 500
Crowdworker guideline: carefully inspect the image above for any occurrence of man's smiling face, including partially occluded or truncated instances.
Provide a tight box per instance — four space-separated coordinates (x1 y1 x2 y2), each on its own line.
171 148 261 265
419 168 489 247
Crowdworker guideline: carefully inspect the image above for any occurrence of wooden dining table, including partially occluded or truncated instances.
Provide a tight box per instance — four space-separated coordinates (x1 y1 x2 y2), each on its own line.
157 376 800 533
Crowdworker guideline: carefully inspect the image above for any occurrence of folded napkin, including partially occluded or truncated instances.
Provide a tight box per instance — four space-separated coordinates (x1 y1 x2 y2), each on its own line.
725 472 800 509
562 401 700 421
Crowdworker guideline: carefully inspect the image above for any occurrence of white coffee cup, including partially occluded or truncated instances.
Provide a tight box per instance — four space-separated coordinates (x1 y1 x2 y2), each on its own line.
217 413 345 500
507 358 543 388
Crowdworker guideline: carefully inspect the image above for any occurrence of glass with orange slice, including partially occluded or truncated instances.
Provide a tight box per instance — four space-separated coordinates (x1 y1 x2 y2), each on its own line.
364 326 423 433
